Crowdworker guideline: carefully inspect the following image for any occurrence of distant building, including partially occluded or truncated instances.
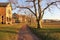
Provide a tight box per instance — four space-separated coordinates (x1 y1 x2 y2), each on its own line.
19 15 25 23
12 13 36 24
12 13 20 23
12 18 15 24
13 13 30 23
0 2 12 24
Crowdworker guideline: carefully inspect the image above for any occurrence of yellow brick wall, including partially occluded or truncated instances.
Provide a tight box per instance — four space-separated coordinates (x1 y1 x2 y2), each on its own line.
6 3 12 24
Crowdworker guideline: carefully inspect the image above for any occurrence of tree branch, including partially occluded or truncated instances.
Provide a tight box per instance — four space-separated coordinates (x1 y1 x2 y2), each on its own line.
54 3 60 9
41 1 60 18
19 7 36 16
33 0 37 15
40 11 44 20
26 0 34 2
38 0 41 20
26 0 37 17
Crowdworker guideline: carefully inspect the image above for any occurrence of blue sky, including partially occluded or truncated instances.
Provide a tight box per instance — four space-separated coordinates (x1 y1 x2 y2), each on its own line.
0 0 60 20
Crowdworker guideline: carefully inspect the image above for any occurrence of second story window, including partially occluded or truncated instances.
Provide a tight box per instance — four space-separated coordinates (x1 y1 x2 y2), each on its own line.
8 10 11 14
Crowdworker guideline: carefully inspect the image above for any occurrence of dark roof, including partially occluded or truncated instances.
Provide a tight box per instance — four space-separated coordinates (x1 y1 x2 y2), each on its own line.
0 2 9 7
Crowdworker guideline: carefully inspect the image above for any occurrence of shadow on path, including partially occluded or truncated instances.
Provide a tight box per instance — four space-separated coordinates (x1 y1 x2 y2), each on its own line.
18 24 40 40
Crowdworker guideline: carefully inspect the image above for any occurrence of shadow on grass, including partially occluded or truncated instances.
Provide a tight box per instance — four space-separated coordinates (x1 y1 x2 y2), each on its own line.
29 27 60 40
0 27 19 30
0 27 20 34
0 30 18 34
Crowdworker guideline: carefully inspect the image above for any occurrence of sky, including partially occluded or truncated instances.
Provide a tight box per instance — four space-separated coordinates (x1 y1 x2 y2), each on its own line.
0 0 60 20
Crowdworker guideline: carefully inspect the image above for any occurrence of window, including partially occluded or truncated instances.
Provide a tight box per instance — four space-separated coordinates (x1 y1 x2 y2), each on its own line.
7 17 8 22
8 10 11 14
9 18 11 21
7 17 11 22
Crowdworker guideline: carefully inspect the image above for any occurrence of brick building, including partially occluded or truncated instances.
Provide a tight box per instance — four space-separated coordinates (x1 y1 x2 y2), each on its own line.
0 2 12 24
13 13 27 23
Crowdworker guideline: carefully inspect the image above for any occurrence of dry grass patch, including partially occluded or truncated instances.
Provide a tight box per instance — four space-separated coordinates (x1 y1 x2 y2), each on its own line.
0 23 24 40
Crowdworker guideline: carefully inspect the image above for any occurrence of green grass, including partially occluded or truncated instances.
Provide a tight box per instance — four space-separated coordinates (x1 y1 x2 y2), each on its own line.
0 23 24 40
30 28 60 40
29 22 60 40
0 32 17 40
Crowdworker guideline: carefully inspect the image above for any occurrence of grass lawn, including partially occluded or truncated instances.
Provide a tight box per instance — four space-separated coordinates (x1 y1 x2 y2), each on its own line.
30 28 60 40
29 22 60 40
0 23 23 40
0 32 17 40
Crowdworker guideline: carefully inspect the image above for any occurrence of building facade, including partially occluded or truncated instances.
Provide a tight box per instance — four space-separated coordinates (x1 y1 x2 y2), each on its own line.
0 2 12 24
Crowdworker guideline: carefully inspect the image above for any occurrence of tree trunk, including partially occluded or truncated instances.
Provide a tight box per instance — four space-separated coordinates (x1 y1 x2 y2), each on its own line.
36 19 40 28
36 19 42 28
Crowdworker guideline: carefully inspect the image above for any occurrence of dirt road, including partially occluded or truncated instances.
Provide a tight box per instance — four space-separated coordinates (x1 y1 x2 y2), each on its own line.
18 25 40 40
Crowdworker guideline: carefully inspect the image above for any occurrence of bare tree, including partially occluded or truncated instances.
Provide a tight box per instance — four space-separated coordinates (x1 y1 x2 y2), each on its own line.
9 0 60 28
